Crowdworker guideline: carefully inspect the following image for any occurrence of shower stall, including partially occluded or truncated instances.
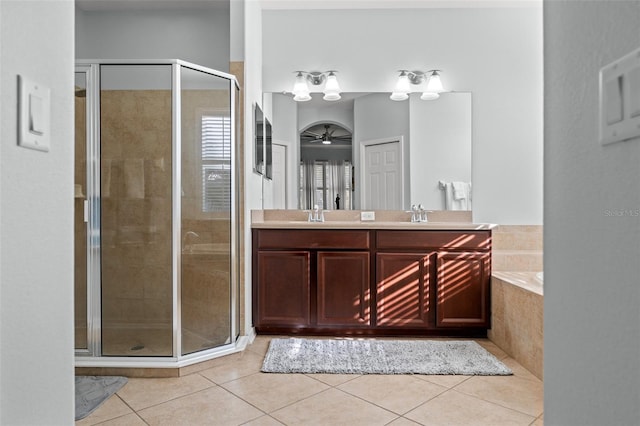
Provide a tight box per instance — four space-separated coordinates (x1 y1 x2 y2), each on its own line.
74 60 241 366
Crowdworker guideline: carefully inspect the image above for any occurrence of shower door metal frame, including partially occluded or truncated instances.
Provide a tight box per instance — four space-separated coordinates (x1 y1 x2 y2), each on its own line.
74 63 102 358
75 59 241 367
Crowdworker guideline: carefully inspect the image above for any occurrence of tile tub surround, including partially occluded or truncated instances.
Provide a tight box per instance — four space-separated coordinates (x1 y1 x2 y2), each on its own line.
492 225 543 271
488 272 543 380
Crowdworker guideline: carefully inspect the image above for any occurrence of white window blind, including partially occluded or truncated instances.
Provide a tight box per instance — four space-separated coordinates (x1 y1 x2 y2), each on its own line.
202 114 231 212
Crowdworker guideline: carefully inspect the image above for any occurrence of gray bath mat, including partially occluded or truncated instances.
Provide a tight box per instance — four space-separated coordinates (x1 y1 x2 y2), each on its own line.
75 375 128 420
262 338 512 376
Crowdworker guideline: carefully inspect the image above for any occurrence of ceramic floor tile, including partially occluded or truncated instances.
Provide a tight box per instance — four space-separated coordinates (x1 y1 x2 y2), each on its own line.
76 395 133 426
453 374 543 417
405 389 535 426
271 388 398 426
338 375 447 415
116 374 215 411
476 339 510 360
245 336 278 356
531 415 544 426
137 386 264 426
221 372 329 413
500 357 541 382
96 413 148 426
241 415 285 426
414 373 472 389
305 373 361 386
386 417 423 426
199 350 265 384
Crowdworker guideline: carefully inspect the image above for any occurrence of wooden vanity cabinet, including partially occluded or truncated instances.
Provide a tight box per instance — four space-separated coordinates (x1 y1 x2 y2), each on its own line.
317 251 370 326
376 252 434 328
253 229 371 331
376 230 492 330
256 250 310 326
253 228 491 336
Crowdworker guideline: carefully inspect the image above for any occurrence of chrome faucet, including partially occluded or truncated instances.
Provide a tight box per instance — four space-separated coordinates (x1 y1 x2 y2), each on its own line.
411 204 419 223
182 231 200 253
309 204 325 222
418 204 428 223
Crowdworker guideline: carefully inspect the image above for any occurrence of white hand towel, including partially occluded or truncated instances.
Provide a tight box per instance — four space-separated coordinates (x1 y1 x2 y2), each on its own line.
452 182 467 200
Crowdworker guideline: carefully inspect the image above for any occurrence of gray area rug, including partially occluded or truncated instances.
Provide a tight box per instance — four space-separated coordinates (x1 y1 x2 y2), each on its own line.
75 376 128 420
262 338 512 375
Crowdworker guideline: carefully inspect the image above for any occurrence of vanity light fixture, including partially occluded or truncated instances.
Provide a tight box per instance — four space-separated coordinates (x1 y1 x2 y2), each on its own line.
390 70 446 101
291 71 342 102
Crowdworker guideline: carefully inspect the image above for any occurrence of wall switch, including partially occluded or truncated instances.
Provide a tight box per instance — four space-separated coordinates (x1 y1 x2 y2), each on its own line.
600 47 640 145
361 211 375 221
18 75 50 152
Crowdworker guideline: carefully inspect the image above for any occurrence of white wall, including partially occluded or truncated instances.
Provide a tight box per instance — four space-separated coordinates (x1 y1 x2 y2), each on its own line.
243 0 263 333
262 7 542 224
75 7 230 71
544 2 640 425
410 92 472 210
0 1 75 424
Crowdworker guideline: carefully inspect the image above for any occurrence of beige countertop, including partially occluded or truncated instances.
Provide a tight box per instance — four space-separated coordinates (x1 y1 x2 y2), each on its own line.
251 210 496 231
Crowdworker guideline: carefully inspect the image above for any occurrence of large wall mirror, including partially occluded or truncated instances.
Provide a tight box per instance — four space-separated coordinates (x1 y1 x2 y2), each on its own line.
265 91 472 212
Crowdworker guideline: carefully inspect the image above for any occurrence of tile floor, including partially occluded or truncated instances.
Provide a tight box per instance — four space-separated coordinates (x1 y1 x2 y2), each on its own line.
77 336 544 426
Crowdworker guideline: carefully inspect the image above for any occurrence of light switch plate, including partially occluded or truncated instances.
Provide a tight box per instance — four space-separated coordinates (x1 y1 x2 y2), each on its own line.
18 75 50 152
599 47 640 145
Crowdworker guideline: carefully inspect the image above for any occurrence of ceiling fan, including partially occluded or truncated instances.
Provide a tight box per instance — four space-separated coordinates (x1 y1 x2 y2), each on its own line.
301 124 351 145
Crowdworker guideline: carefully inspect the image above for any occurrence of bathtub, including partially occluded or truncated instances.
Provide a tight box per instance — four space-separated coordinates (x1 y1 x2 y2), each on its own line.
492 271 544 296
489 271 544 380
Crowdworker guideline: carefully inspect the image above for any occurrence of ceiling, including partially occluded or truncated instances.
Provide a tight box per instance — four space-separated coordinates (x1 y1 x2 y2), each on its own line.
261 0 540 9
76 0 229 12
76 0 539 12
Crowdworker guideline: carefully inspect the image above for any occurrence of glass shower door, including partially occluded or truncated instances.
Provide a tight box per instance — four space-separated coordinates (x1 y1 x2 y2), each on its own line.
180 66 232 355
100 65 173 356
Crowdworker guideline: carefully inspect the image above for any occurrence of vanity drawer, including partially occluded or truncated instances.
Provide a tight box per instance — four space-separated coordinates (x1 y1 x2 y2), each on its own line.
257 229 370 250
376 230 491 251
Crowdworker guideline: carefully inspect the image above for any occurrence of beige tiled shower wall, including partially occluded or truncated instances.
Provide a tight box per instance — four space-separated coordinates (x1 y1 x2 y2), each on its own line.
492 225 543 271
100 89 174 338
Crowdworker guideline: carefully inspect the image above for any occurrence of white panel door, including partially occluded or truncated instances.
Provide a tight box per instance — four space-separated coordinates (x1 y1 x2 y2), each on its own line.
363 140 402 209
272 143 287 209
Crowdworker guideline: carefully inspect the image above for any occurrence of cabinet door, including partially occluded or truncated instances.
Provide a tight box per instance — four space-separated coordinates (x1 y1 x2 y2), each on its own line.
256 251 310 326
317 251 370 326
376 253 433 327
436 251 490 328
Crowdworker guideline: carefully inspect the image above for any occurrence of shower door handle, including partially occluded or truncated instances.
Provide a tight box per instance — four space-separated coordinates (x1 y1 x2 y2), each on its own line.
83 200 89 223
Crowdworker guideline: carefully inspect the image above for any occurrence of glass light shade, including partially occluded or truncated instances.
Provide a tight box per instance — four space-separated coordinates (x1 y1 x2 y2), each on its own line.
420 92 440 100
293 93 312 102
292 73 311 102
390 92 409 101
323 73 341 101
393 73 412 94
426 72 444 93
322 139 331 145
